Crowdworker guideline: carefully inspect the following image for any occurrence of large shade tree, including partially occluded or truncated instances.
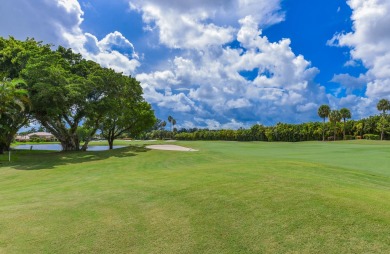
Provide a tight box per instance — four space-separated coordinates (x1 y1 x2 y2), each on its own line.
98 70 156 149
318 104 330 141
377 99 390 140
340 107 352 140
0 37 154 151
20 46 108 151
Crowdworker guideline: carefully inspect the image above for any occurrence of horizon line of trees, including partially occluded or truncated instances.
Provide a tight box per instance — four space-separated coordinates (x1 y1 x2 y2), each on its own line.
144 101 390 142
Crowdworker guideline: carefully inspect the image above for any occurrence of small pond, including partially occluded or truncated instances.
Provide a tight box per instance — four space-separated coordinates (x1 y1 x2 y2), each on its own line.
14 144 126 151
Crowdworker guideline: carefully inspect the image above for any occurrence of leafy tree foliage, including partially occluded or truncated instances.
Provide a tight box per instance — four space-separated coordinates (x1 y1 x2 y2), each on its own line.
20 46 106 150
377 99 390 115
0 37 49 79
98 70 156 149
1 37 155 151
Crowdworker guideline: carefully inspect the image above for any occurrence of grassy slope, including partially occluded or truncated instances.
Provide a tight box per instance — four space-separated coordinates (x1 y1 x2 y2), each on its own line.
0 140 389 253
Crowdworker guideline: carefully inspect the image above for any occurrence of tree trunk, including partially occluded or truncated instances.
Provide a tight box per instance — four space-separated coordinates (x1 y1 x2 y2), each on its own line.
0 143 4 155
343 119 346 140
381 128 384 141
108 139 114 150
80 128 98 151
59 136 80 151
80 141 90 151
322 118 325 141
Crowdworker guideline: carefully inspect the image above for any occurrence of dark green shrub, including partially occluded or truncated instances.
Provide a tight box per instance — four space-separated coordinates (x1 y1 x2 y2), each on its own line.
363 134 380 140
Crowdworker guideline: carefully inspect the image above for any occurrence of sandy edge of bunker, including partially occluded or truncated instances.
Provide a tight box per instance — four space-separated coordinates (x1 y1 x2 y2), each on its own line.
146 145 198 152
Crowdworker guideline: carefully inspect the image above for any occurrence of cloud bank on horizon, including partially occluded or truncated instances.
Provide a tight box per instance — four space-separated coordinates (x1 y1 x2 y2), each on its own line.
1 0 389 129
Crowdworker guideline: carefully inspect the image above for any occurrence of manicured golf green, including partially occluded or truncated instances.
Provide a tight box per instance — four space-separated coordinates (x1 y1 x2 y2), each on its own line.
0 140 389 253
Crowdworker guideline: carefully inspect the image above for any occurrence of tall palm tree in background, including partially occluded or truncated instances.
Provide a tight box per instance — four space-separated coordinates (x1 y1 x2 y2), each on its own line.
160 121 167 140
329 110 342 141
168 115 173 131
161 121 167 129
172 118 177 132
318 105 330 141
377 99 390 140
340 108 351 140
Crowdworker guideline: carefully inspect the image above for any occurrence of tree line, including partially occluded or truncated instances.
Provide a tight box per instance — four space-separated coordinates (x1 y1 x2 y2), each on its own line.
145 101 390 142
0 37 156 154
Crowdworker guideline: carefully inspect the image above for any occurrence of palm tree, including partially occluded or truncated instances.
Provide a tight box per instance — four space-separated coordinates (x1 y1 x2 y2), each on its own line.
0 78 30 154
161 121 167 129
377 99 390 140
318 104 330 141
329 110 342 141
172 118 177 132
160 121 166 140
340 108 352 140
167 115 173 131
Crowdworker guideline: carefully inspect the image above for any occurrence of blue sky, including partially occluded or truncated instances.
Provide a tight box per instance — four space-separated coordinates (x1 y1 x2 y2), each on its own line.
1 0 390 129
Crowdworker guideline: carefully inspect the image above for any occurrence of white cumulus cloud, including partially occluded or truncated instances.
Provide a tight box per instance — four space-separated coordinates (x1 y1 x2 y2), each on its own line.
129 0 284 49
137 15 326 127
0 0 140 75
330 0 390 100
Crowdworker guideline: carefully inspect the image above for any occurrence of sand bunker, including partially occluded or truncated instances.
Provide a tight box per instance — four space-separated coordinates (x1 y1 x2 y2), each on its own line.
146 145 198 152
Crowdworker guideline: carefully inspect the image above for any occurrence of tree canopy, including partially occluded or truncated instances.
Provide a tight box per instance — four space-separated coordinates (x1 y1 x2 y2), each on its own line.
98 70 156 149
0 37 155 152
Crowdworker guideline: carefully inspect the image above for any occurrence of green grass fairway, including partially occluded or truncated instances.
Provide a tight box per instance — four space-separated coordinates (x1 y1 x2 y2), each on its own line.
1 141 389 253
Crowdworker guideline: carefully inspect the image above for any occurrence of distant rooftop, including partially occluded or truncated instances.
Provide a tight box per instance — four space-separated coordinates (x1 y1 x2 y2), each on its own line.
27 132 54 137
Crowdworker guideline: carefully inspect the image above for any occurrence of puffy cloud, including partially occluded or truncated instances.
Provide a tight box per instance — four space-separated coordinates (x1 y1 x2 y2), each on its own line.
366 79 390 98
69 32 140 75
129 0 283 49
0 0 83 46
191 118 247 130
297 103 318 113
328 94 375 119
130 0 284 25
130 3 234 49
226 98 251 109
330 0 390 99
331 73 368 92
0 0 140 75
137 16 326 127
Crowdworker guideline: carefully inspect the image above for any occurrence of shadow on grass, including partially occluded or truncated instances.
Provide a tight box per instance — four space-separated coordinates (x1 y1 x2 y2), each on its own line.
3 145 150 171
